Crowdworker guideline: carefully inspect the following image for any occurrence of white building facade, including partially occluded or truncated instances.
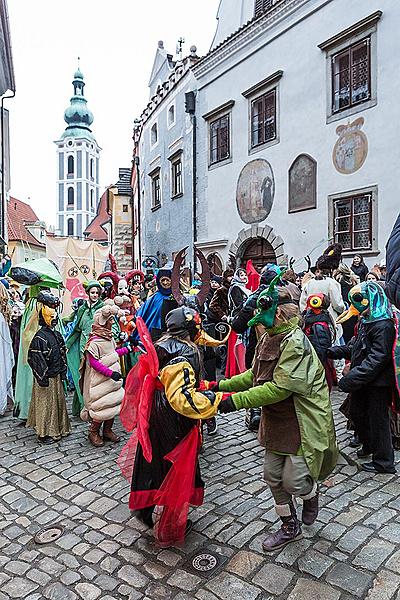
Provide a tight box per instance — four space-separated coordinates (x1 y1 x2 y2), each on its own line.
193 0 398 271
55 68 101 238
134 42 200 268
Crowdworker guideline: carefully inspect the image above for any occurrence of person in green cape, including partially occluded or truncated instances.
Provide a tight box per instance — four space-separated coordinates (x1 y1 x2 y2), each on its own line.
64 280 104 417
10 258 64 421
210 278 338 552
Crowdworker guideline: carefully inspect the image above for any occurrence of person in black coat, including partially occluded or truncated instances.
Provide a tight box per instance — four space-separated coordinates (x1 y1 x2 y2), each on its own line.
350 255 368 282
328 282 397 474
303 294 336 391
385 213 400 310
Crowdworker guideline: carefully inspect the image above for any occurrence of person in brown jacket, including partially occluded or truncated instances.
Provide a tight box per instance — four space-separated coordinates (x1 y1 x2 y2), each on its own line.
208 269 233 322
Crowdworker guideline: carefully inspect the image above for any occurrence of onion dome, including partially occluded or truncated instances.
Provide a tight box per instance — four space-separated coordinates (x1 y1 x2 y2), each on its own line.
61 67 95 139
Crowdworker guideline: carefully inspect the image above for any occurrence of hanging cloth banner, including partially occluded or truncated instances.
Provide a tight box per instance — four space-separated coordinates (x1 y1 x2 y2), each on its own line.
46 237 109 316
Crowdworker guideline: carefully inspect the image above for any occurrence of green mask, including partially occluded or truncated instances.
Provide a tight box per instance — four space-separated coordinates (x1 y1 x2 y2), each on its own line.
248 271 286 329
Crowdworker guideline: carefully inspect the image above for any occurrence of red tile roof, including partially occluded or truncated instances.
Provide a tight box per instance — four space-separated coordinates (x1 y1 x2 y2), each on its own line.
84 190 110 242
7 197 46 248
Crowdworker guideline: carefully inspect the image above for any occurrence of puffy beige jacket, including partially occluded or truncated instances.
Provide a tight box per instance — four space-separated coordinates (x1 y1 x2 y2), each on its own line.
82 336 123 422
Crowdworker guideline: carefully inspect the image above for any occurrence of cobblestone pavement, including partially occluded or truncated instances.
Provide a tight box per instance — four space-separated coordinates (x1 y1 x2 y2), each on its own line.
0 390 399 600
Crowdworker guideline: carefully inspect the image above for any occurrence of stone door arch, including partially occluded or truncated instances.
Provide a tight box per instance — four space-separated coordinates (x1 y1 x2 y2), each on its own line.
230 225 287 269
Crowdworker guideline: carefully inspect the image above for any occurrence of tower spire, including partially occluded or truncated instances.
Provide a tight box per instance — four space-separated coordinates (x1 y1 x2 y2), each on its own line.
61 63 94 138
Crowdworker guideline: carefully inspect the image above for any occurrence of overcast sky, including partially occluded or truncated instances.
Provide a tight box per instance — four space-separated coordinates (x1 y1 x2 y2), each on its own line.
7 0 219 227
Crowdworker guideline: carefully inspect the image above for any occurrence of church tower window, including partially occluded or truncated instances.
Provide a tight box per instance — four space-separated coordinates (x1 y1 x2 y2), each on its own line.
90 158 94 179
67 187 74 207
67 218 74 236
67 155 74 176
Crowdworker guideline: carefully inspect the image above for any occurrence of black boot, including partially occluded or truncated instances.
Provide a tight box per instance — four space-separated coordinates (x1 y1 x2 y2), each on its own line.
245 408 261 432
262 502 302 551
137 506 155 528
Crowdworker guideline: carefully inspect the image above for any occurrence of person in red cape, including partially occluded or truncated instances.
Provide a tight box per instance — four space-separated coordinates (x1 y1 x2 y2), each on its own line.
118 307 230 547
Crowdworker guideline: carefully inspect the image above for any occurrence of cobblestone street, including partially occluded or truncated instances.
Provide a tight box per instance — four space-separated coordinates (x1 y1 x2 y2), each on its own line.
0 390 399 600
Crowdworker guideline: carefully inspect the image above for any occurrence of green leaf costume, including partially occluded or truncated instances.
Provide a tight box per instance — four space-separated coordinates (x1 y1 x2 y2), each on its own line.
65 297 104 417
220 322 338 481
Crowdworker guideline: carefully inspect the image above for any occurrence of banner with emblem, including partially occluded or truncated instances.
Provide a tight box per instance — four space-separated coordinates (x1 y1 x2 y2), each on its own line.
46 237 109 316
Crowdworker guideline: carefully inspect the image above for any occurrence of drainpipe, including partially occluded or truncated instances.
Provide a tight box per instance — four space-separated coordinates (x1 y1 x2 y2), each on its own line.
135 155 141 268
185 91 196 271
1 90 15 252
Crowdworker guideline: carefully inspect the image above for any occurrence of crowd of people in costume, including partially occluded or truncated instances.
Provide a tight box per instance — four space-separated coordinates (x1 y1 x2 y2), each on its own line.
0 215 399 552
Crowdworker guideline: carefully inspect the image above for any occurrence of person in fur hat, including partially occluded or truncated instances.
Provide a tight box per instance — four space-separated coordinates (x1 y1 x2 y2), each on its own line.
80 300 134 447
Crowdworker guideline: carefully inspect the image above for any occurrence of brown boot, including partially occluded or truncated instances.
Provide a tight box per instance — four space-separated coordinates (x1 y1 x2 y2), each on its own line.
103 419 120 443
262 502 302 552
88 421 104 447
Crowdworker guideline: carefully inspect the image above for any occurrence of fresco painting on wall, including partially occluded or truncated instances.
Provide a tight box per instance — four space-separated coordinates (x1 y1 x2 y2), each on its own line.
236 159 275 224
332 117 368 174
288 154 317 213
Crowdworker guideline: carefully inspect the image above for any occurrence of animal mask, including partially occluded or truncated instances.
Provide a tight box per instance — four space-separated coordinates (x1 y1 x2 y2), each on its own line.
337 281 392 324
248 270 291 329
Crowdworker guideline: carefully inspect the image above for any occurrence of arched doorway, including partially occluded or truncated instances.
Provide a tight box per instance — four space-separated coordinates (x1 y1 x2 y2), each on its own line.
241 237 276 271
207 252 223 275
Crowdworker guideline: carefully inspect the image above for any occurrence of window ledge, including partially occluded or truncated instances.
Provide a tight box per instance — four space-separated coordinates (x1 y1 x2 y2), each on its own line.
342 249 380 258
318 11 382 51
208 156 232 171
202 100 235 121
242 70 283 99
327 98 377 124
249 136 279 155
151 204 161 212
171 193 184 200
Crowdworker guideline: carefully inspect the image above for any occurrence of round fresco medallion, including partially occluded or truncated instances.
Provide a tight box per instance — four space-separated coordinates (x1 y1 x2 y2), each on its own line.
333 117 368 174
236 159 275 224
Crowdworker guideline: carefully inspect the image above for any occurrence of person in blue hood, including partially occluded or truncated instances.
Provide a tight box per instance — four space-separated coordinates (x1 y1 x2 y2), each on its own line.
133 267 177 340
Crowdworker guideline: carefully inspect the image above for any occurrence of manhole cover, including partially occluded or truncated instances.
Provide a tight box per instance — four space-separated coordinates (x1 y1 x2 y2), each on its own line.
34 525 64 545
184 547 228 578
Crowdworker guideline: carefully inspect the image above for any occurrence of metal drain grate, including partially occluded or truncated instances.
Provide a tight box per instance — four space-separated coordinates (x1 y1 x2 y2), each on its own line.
34 525 65 545
183 547 228 578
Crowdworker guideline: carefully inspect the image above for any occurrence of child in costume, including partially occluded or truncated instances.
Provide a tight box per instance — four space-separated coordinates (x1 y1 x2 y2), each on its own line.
27 291 70 443
303 293 336 390
329 281 399 474
215 281 338 552
80 300 132 447
118 306 230 548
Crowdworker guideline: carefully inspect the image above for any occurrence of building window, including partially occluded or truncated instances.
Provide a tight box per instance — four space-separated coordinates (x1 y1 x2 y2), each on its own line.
124 244 133 256
168 104 175 128
254 0 273 17
122 204 129 213
67 187 74 207
90 189 94 210
171 156 183 197
333 193 372 251
332 38 370 114
67 218 74 236
67 155 74 176
251 89 276 148
90 159 94 179
151 122 158 146
150 169 161 210
209 115 230 165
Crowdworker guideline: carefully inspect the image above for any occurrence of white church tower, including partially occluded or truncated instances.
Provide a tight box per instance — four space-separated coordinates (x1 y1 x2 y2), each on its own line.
55 66 101 238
